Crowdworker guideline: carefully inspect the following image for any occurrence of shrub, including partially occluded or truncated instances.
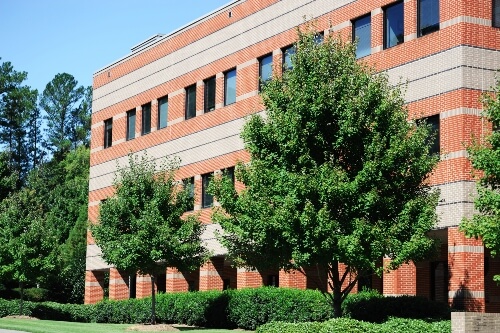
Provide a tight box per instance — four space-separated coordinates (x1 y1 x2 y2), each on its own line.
342 290 450 323
257 318 451 333
227 287 332 330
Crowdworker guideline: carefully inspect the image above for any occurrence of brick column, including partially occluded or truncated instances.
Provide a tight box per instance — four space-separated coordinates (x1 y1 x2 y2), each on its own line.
199 257 224 291
84 270 105 304
279 269 306 289
136 274 152 299
237 268 263 289
166 267 189 292
448 227 485 312
383 260 417 296
371 7 384 54
108 268 130 301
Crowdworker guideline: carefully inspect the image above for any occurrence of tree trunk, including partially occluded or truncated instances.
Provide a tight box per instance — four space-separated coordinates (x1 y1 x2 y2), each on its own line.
19 281 24 316
150 275 156 325
331 260 343 318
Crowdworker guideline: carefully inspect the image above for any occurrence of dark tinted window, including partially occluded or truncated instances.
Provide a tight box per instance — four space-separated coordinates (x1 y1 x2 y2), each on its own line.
185 84 197 120
224 69 236 106
158 96 168 129
141 103 151 135
126 109 136 140
384 2 404 49
353 14 371 58
418 0 440 36
204 76 216 113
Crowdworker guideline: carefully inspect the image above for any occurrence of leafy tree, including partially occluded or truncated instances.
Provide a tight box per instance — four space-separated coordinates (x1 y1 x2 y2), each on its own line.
0 151 17 201
39 73 88 159
0 188 57 313
91 153 209 324
461 79 500 282
211 30 439 317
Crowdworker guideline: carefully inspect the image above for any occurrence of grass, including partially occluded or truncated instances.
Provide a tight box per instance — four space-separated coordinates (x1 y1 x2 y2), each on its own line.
0 318 246 333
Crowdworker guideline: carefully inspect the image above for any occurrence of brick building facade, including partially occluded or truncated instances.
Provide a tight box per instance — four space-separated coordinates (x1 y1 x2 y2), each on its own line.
86 0 500 311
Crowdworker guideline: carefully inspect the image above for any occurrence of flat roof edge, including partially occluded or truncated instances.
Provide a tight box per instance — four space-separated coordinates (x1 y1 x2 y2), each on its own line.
93 0 243 77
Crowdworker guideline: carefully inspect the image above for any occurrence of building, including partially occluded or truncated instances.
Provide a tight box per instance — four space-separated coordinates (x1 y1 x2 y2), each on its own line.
85 0 500 311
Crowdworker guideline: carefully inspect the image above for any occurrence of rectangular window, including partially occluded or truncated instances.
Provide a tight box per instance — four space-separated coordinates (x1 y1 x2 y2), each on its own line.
158 96 168 129
353 14 371 58
184 177 195 211
259 54 273 91
126 109 136 141
494 0 500 28
282 45 296 71
384 1 404 49
204 76 216 113
202 173 213 208
185 84 197 120
224 69 236 106
104 118 113 148
418 0 440 36
419 114 440 155
141 103 151 135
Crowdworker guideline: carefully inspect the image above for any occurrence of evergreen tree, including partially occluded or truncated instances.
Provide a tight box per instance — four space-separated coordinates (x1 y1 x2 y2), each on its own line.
40 73 87 160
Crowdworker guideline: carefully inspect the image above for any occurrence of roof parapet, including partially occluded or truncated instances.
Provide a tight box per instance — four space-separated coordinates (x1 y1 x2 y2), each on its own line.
130 34 165 53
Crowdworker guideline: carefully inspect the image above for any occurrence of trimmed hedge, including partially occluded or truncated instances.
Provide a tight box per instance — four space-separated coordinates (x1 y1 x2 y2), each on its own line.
0 288 450 330
227 287 332 330
256 317 451 333
343 290 450 323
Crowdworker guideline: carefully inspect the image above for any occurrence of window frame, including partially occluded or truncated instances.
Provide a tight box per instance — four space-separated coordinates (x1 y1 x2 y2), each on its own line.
224 68 237 106
141 102 151 135
103 118 113 148
384 1 404 49
417 0 440 37
201 172 214 208
126 109 136 141
204 76 216 113
185 84 197 120
157 96 168 129
258 53 273 91
352 13 372 59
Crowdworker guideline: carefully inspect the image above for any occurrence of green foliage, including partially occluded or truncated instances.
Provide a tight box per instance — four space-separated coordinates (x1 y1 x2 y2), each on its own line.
0 188 57 288
0 58 40 185
461 79 500 282
227 287 332 330
212 28 439 317
342 290 450 323
92 153 208 276
92 153 208 323
39 73 90 158
256 317 451 333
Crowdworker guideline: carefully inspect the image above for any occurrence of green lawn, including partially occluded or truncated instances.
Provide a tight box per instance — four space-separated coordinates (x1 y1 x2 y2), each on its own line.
0 318 246 333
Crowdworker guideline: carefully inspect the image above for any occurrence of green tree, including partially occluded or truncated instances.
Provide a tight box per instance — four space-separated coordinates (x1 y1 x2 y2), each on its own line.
39 73 88 159
0 59 40 185
91 153 208 324
211 31 439 317
461 79 500 282
0 188 57 313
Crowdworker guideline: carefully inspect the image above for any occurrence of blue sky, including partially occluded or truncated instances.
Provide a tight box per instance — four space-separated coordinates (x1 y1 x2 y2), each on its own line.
0 0 230 94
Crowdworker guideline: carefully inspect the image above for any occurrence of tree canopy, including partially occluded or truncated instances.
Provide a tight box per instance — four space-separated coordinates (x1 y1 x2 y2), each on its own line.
212 30 439 317
461 79 500 282
92 153 208 324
